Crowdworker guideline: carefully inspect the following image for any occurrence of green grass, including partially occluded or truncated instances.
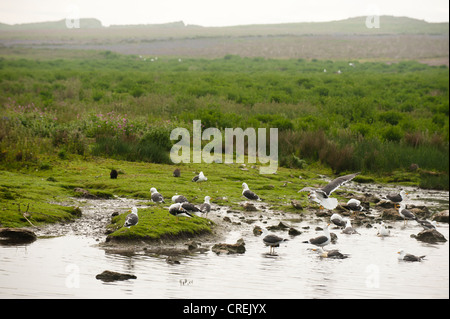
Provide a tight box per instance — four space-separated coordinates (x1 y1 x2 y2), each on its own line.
106 207 213 242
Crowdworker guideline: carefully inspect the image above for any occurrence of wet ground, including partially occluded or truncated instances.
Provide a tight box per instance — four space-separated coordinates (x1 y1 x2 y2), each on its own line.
0 184 448 299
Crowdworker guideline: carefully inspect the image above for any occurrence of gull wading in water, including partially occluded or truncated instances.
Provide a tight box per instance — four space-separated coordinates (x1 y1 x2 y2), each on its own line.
397 249 425 262
299 173 359 210
257 228 287 255
303 224 332 250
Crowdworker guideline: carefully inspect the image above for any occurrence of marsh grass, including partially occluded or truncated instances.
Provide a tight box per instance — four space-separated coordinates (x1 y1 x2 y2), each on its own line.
0 49 448 190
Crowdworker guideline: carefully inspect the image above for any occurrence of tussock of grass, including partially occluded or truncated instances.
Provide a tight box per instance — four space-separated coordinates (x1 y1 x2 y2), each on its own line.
106 207 213 242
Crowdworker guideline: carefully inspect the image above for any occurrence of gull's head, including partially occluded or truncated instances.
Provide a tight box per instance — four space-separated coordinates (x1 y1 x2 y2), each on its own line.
400 190 408 198
204 196 211 203
131 207 138 215
150 187 157 194
242 182 249 190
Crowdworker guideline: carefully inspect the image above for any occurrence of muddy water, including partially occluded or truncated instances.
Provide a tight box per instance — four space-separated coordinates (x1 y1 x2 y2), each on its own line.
0 187 448 299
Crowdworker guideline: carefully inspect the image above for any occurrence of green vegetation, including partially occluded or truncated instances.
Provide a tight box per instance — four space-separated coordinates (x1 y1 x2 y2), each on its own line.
0 46 448 235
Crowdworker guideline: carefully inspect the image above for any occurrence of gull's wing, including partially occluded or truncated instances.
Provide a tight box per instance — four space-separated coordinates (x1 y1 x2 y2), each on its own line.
320 173 359 196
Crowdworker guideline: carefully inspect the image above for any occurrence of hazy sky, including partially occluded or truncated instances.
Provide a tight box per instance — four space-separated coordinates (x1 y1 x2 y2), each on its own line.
0 0 448 26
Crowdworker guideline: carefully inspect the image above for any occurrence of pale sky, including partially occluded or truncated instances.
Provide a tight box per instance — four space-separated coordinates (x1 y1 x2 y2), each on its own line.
0 0 448 27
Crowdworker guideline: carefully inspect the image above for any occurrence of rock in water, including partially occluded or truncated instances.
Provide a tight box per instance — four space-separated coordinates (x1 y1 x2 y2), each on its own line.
95 270 137 282
0 228 37 244
212 239 246 254
432 210 449 223
415 229 447 243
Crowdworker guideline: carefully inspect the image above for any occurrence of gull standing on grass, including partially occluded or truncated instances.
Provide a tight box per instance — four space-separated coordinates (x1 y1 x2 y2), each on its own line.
124 207 139 228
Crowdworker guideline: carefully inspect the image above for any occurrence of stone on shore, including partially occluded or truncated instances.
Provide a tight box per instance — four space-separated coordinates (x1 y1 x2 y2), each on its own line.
95 270 137 282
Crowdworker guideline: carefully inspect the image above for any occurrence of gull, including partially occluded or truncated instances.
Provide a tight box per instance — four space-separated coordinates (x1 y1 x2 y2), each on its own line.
397 203 416 225
199 196 211 218
416 219 437 230
386 190 408 204
397 249 425 262
150 187 165 203
311 248 349 259
172 194 188 203
124 207 138 228
168 203 193 222
242 183 261 201
298 173 359 210
346 198 363 211
192 171 207 182
257 228 287 255
303 224 331 250
330 213 346 227
377 221 390 237
342 219 360 235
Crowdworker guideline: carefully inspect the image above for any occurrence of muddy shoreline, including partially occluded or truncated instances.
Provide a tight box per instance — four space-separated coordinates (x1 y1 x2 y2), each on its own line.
24 182 449 257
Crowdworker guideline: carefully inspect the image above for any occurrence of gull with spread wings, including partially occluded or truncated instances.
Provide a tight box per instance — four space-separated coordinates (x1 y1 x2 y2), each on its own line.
298 173 359 210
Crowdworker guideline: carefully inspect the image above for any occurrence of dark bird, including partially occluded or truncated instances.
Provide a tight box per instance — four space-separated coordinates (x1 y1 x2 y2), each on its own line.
257 228 287 255
298 173 359 210
346 198 363 211
181 202 201 214
397 249 425 262
199 196 211 217
110 169 118 179
172 195 188 203
150 187 165 203
312 248 349 259
416 219 437 230
342 219 360 235
386 190 408 204
169 203 193 222
192 171 207 182
173 168 181 177
330 213 346 227
242 182 261 201
397 203 416 225
124 207 138 228
303 224 331 249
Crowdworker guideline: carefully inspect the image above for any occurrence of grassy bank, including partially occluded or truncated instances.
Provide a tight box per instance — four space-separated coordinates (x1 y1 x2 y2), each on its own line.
0 48 448 187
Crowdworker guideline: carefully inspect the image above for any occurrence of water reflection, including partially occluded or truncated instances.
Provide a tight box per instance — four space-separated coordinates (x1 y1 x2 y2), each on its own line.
1 204 449 299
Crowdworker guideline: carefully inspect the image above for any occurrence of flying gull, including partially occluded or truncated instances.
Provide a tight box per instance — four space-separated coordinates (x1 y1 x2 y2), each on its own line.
150 187 165 203
124 207 139 228
257 228 287 255
298 173 359 210
242 183 262 201
168 203 193 222
192 171 207 182
303 224 331 250
397 203 416 225
397 249 425 262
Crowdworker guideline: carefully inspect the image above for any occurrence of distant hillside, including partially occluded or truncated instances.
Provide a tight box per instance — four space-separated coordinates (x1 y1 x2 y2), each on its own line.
0 18 103 30
0 16 447 35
